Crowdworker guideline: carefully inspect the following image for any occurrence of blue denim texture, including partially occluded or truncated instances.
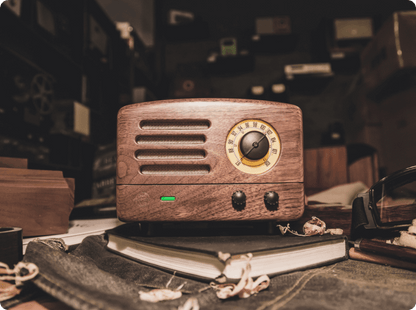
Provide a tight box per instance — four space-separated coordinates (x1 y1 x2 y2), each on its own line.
20 235 416 310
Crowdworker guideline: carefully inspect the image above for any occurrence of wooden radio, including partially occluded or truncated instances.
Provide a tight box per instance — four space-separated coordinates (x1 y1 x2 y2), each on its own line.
116 98 304 224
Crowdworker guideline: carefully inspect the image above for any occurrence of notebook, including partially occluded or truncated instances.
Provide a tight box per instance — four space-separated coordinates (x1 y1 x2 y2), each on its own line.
106 223 348 282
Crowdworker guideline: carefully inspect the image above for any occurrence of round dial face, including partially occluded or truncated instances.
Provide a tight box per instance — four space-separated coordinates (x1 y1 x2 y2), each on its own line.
226 119 281 174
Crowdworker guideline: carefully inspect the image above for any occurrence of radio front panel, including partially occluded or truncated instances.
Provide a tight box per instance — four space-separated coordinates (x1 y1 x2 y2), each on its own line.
117 99 303 185
117 98 304 222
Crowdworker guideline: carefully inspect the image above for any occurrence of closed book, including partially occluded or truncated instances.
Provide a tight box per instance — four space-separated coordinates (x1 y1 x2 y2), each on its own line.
106 224 348 282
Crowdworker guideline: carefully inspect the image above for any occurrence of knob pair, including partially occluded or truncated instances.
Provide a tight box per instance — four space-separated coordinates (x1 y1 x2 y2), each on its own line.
231 191 279 211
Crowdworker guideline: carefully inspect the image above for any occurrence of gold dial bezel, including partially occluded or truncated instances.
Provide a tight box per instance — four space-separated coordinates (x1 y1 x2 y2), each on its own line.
225 119 281 174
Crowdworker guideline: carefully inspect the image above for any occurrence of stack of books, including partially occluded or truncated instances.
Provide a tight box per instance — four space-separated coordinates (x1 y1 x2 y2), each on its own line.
105 223 349 282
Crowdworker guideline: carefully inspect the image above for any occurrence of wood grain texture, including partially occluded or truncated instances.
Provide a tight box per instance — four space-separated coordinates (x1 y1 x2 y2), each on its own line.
0 167 63 179
378 203 416 223
0 168 75 237
117 99 303 185
0 157 27 168
117 99 304 222
117 183 304 222
348 154 379 188
304 146 348 194
349 248 416 271
359 238 416 263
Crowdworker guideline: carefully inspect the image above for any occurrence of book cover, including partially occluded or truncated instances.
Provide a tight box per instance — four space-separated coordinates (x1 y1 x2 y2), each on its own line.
106 223 348 282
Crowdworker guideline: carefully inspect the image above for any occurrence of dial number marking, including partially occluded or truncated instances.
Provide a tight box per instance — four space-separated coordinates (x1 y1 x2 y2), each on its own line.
225 119 281 175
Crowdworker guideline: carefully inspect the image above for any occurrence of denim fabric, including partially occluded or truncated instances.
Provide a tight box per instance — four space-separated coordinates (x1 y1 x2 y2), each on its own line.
21 235 416 310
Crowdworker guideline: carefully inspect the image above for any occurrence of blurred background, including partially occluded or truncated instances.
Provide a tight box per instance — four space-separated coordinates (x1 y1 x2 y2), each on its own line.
1 0 415 204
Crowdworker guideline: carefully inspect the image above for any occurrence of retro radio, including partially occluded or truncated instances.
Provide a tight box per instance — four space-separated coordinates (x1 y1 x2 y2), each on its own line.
116 99 304 225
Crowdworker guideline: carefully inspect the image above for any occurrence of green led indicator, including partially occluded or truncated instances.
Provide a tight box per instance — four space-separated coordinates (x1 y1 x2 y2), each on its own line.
161 196 176 201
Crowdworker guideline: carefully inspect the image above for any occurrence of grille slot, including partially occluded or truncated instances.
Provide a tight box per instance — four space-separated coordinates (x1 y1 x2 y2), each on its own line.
140 165 210 175
140 120 210 130
136 135 206 144
136 150 206 160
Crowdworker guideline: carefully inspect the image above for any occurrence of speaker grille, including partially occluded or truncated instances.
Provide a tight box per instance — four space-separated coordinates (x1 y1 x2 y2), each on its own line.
136 150 206 160
140 165 210 175
136 135 206 144
140 120 210 130
137 119 211 176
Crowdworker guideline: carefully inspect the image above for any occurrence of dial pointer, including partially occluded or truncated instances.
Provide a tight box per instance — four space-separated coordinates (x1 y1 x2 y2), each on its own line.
240 134 267 161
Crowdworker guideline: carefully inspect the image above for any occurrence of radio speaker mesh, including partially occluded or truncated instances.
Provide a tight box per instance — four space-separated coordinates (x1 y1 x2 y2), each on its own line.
140 165 210 175
140 120 210 130
135 150 206 160
136 135 206 144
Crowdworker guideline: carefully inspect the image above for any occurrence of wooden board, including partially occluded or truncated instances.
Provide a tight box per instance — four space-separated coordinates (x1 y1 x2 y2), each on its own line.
0 156 27 169
304 146 348 195
0 167 75 237
348 155 379 188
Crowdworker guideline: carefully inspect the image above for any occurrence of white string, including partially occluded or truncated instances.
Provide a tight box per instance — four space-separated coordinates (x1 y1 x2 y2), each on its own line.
138 289 182 302
165 271 176 288
0 261 39 302
277 217 343 237
178 297 199 310
211 253 270 299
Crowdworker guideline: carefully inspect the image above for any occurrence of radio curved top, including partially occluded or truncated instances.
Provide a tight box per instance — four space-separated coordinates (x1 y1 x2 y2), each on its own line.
116 98 304 223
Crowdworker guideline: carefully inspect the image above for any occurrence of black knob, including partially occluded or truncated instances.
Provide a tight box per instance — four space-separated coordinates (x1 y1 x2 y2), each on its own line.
239 131 269 160
264 191 279 211
232 190 246 211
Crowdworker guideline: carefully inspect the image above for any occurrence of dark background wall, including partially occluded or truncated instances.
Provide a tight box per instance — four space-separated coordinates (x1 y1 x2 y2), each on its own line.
1 0 415 202
151 0 414 148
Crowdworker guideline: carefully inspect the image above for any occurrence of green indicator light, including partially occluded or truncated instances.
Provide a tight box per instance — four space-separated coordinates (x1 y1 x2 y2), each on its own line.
161 196 176 201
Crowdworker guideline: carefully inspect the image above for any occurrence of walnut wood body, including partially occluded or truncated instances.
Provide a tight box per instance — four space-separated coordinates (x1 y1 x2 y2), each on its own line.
117 183 304 222
0 167 75 237
117 98 304 222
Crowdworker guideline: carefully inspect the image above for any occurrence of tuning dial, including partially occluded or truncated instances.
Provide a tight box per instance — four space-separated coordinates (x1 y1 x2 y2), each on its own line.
225 119 281 175
232 190 246 211
240 131 270 160
264 191 279 211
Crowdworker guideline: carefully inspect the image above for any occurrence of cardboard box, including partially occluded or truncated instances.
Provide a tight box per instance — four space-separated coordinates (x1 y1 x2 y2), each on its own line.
361 11 416 100
378 86 416 174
